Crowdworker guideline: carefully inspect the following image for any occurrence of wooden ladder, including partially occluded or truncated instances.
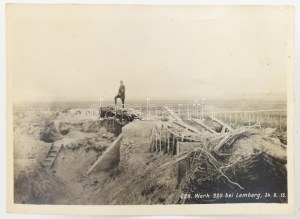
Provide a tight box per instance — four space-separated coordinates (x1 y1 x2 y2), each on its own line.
43 143 62 169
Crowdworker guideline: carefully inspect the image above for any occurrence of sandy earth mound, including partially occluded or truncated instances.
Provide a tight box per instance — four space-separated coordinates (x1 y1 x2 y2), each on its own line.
13 109 287 205
14 164 72 204
87 121 180 204
13 109 116 204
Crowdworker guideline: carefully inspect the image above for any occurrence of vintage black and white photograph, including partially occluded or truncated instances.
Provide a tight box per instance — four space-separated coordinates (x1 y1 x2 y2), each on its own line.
6 4 295 215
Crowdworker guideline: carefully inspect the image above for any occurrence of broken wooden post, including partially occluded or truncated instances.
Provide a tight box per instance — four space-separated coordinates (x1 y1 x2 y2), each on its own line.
167 131 170 153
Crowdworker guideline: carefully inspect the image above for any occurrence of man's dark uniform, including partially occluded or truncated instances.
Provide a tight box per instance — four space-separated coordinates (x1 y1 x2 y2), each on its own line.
114 83 125 108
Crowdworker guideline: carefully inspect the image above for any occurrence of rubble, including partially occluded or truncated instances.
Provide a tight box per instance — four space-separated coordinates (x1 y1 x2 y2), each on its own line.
99 106 141 125
14 104 288 205
158 124 287 203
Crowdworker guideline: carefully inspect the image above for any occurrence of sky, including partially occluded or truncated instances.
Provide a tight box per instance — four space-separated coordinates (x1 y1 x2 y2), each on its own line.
7 5 293 102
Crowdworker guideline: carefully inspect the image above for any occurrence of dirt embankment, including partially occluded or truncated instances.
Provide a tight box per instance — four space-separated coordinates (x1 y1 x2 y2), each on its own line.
84 121 180 205
13 109 116 204
15 112 180 205
14 109 287 205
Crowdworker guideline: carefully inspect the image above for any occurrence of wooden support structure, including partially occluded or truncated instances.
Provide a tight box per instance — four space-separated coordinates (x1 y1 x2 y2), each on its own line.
172 120 201 134
208 116 233 132
191 118 217 134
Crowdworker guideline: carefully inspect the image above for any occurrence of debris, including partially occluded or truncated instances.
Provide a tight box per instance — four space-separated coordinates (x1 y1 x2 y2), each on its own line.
14 103 288 205
208 116 233 132
191 118 217 134
264 127 276 135
172 120 201 134
99 106 141 125
158 127 287 203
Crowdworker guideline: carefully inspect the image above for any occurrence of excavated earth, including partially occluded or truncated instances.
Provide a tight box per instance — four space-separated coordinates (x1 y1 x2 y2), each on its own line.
13 109 287 204
13 109 179 204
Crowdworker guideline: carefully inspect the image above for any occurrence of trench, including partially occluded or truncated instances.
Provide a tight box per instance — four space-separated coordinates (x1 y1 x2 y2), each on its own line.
15 117 127 204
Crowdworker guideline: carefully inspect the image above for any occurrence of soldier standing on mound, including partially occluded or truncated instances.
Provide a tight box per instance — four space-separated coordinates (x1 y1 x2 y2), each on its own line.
114 80 126 109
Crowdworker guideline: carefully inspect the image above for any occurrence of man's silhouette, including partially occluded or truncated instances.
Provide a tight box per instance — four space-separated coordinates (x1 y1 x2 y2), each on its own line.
114 80 126 108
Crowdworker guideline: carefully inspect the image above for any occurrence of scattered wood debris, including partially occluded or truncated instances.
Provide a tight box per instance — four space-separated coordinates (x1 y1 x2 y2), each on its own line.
151 107 287 204
99 106 141 125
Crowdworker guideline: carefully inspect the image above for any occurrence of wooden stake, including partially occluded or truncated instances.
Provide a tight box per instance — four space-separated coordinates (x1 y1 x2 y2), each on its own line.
159 127 162 152
280 115 282 130
248 113 251 126
155 127 158 152
167 131 170 153
235 113 237 124
172 134 175 152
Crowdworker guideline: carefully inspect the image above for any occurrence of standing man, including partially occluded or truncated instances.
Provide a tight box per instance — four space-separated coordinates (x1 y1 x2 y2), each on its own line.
114 80 126 109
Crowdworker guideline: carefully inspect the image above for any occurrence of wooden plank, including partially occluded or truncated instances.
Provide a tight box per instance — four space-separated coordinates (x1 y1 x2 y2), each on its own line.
43 143 54 168
172 120 201 134
191 118 217 134
214 135 230 151
86 134 123 175
177 142 201 154
208 116 233 131
45 143 54 158
49 144 62 169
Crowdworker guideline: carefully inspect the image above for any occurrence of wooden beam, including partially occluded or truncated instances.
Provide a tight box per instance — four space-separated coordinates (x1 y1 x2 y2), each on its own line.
172 120 201 134
191 118 217 134
86 134 123 175
164 106 182 121
208 116 233 131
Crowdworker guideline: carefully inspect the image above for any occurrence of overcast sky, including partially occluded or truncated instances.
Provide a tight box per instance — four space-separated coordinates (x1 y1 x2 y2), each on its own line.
7 5 293 102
